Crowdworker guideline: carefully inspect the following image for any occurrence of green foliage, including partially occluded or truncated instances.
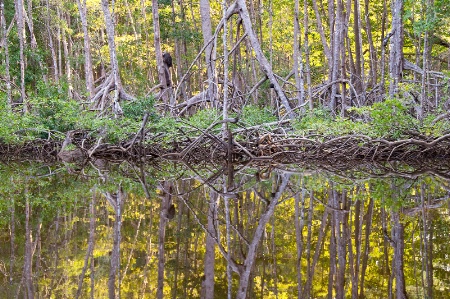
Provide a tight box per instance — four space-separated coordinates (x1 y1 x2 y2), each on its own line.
365 98 418 138
293 99 421 139
293 108 369 137
122 96 157 122
239 105 277 126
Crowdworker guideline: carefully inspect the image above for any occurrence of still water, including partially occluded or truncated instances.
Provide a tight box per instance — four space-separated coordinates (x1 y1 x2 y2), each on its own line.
0 160 449 298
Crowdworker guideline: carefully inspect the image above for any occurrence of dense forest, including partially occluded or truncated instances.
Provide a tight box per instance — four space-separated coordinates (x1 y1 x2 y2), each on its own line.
1 0 450 158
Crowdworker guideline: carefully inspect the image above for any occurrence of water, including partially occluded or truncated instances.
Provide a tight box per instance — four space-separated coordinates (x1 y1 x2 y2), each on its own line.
0 160 449 298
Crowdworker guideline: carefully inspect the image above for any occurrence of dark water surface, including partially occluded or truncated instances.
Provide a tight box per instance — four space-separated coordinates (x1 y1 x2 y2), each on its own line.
0 160 449 298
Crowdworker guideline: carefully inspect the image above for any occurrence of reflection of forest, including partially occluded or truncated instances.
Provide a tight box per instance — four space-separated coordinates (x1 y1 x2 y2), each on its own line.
0 162 449 298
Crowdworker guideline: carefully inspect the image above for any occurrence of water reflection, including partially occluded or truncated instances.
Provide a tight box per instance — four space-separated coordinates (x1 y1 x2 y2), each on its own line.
0 161 449 298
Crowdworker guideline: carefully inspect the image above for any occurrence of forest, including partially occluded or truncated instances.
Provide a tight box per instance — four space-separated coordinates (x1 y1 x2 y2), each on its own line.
1 1 450 298
1 0 450 160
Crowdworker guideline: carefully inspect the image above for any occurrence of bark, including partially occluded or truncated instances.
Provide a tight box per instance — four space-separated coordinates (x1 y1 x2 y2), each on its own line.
353 0 364 96
236 0 295 118
330 0 344 113
303 0 313 111
235 174 290 299
152 0 170 106
311 0 332 68
199 0 217 104
1 0 11 108
76 0 95 97
222 0 230 136
293 0 305 109
15 0 27 112
388 0 404 97
363 0 377 88
45 0 58 81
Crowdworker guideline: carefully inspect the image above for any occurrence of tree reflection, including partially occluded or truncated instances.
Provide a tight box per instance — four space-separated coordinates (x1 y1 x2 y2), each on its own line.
0 161 449 298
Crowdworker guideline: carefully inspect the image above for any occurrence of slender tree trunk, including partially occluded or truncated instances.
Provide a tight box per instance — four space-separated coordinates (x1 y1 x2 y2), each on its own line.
303 0 313 111
76 0 95 98
1 0 11 109
16 0 27 112
152 0 169 106
364 0 377 88
293 0 305 109
236 0 295 118
46 0 58 81
388 0 404 97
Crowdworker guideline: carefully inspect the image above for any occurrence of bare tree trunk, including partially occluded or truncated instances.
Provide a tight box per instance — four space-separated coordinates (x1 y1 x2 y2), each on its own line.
15 0 27 112
76 0 95 98
353 0 364 101
46 0 58 81
236 0 295 118
293 0 305 109
201 190 218 299
200 0 217 104
62 12 73 98
311 0 332 68
303 0 313 111
0 0 11 109
388 0 404 97
152 0 169 106
222 0 230 136
380 0 388 98
363 0 377 88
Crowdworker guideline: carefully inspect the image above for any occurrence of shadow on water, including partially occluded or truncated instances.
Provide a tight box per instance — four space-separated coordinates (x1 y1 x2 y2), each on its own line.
1 159 450 298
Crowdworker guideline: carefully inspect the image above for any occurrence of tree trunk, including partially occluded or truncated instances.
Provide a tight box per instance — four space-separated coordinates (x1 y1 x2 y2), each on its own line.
388 0 404 97
293 0 305 109
1 0 11 109
199 0 216 104
152 0 170 106
76 0 95 98
16 0 27 112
